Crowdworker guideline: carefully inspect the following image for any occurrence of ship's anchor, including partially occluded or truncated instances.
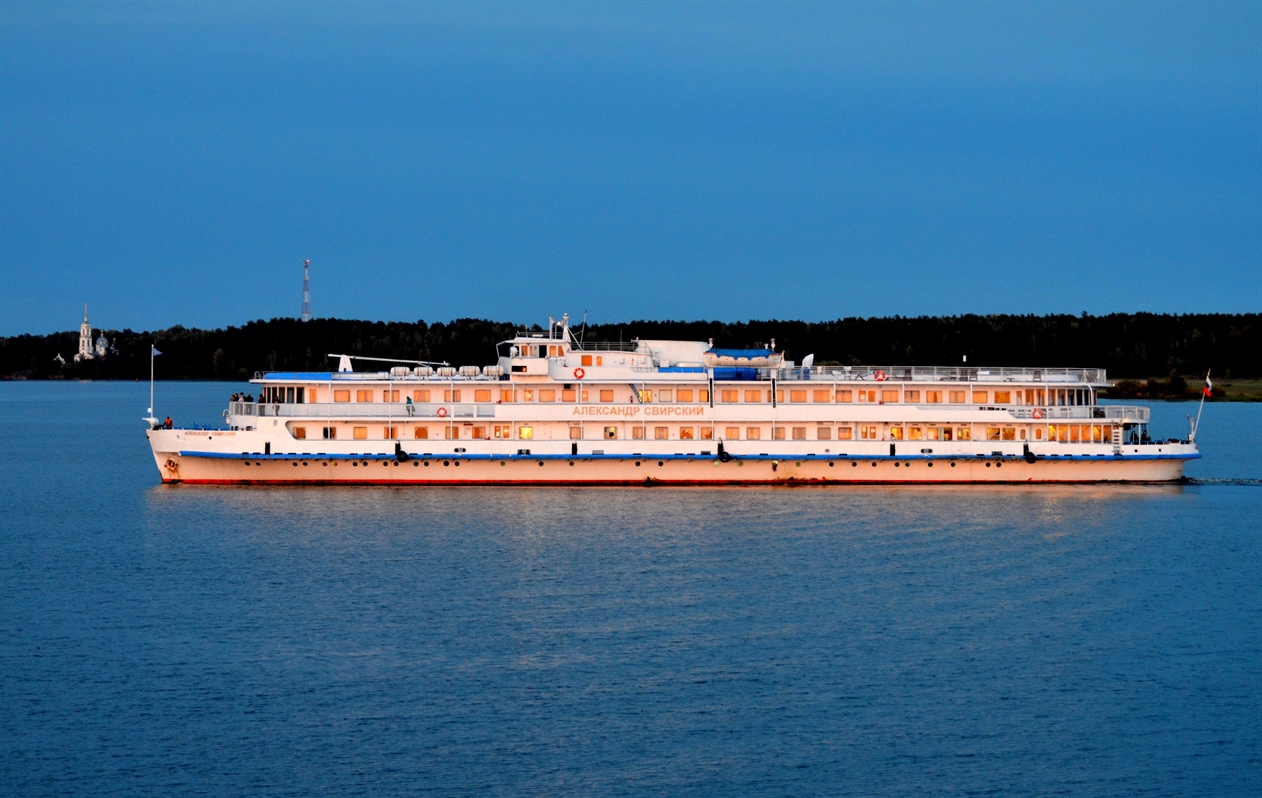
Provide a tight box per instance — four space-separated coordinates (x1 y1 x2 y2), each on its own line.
395 442 409 463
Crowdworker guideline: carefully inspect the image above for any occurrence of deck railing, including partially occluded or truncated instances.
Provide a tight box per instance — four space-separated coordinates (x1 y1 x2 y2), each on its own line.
1007 405 1149 422
230 401 498 419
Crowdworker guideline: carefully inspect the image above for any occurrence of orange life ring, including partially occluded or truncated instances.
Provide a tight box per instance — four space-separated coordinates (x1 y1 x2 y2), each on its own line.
437 407 448 418
1032 408 1044 420
573 367 585 379
873 370 887 382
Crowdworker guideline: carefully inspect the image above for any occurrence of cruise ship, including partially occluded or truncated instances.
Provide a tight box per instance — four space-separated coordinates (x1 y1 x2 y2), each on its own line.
146 315 1199 484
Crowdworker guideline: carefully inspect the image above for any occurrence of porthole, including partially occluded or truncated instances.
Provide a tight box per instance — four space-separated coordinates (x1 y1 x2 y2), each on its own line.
635 461 641 467
292 462 298 467
537 461 544 467
796 461 801 467
352 462 358 467
569 461 575 467
851 462 857 468
986 462 991 467
383 462 389 467
996 461 1002 468
950 462 956 467
303 462 308 467
871 462 877 467
500 461 506 467
413 462 419 467
894 462 900 468
657 461 663 467
927 462 933 468
443 460 450 466
454 461 460 467
829 462 835 467
424 461 430 467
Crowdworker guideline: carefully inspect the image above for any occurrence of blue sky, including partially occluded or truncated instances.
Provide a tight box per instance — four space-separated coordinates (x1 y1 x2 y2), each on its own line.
2 1 1259 335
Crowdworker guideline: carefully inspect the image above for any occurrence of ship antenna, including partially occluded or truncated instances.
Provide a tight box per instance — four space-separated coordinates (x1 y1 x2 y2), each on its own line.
300 259 312 322
579 310 587 345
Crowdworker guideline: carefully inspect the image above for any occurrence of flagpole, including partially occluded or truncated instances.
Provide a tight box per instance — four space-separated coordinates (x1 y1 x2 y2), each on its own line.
1192 368 1210 442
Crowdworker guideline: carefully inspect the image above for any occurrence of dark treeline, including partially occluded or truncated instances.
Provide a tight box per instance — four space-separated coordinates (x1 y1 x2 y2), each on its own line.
2 313 1258 382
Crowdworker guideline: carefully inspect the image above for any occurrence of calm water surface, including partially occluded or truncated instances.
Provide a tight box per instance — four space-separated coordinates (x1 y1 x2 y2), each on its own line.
2 382 1259 796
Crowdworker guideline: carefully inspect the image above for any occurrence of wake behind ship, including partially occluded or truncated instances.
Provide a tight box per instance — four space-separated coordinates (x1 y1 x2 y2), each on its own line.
146 315 1198 484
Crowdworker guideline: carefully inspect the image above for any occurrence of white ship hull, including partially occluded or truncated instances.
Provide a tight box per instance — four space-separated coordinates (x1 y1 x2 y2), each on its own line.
147 429 1194 485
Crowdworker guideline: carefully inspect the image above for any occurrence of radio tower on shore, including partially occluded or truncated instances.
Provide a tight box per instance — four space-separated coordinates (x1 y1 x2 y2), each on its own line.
300 259 312 322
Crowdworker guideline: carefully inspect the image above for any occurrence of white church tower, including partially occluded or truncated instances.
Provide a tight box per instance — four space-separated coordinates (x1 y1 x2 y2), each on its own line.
75 303 94 362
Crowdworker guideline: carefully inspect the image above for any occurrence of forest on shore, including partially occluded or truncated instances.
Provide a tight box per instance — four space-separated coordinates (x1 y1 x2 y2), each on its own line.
2 313 1258 399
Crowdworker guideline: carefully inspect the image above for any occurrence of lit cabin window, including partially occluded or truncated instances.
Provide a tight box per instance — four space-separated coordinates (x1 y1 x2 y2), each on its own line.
744 390 762 403
334 390 350 402
384 426 398 439
293 426 306 439
987 427 1002 441
792 427 806 440
569 427 582 440
659 390 673 402
518 426 533 440
581 355 593 367
654 426 669 440
957 427 972 440
323 427 336 439
384 390 400 402
721 389 739 403
493 425 510 439
474 389 491 403
1034 428 1044 440
882 390 899 403
905 390 921 403
747 427 762 440
523 390 533 402
500 390 514 403
353 427 368 440
604 426 618 439
632 426 646 440
790 390 806 403
638 389 652 403
414 390 431 402
699 390 709 402
725 427 740 439
1002 428 1016 441
858 390 876 403
994 391 1011 404
907 427 921 440
356 390 373 402
859 425 878 440
599 389 614 402
472 426 486 439
973 391 988 403
949 390 965 403
596 356 603 366
891 427 905 440
677 389 694 402
813 390 831 403
699 427 713 440
539 389 556 402
837 426 853 440
775 390 784 403
679 427 694 439
926 391 942 403
445 427 459 440
925 427 939 441
837 390 852 403
305 388 314 402
816 427 831 440
772 427 785 440
561 389 576 402
415 426 428 439
444 390 462 403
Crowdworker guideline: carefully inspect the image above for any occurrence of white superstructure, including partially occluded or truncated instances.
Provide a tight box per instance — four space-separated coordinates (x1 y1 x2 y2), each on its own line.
146 314 1198 484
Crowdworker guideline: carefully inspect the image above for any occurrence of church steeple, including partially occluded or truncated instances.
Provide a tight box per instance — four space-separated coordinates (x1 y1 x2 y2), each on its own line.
76 303 94 361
